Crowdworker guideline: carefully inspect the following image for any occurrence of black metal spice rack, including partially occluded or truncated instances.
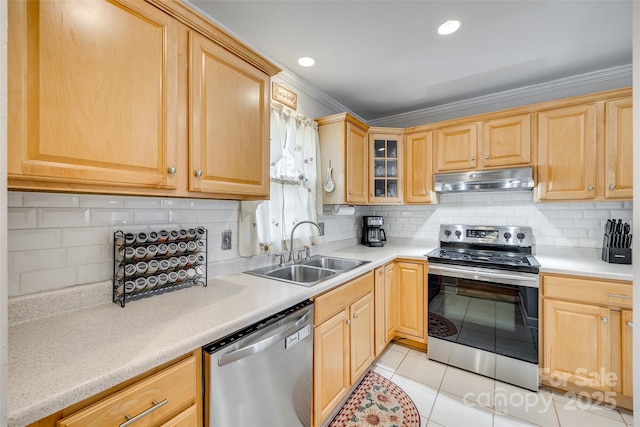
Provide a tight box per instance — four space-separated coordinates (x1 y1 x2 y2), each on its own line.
113 227 208 307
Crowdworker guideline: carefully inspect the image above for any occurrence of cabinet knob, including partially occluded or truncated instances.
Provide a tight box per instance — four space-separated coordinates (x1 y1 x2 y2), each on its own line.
627 321 634 327
349 191 353 195
470 157 476 161
195 169 203 177
353 313 359 319
346 319 351 325
371 193 374 197
601 317 609 323
167 166 176 175
587 185 594 191
609 184 617 190
484 155 490 160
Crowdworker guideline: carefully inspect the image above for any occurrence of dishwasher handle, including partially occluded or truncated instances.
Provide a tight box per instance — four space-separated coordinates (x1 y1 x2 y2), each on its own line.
218 310 311 367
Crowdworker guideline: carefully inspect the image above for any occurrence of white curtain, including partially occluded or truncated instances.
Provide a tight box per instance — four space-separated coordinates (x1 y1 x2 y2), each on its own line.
239 103 322 256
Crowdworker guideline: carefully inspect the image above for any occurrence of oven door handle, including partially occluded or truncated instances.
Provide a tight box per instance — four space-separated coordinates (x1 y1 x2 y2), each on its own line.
218 310 311 367
428 264 538 283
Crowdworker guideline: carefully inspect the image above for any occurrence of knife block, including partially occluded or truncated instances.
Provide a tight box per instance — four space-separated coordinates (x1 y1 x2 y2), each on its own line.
601 234 632 264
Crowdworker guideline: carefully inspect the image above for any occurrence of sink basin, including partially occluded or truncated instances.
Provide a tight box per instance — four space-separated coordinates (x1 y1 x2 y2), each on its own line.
302 256 366 271
244 255 369 287
265 265 336 283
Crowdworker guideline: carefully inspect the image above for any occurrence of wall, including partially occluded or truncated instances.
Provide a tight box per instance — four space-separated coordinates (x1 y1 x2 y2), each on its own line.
1 0 8 422
6 192 360 297
359 192 632 251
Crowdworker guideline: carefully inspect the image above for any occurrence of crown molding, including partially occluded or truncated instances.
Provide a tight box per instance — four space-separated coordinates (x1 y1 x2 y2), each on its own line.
275 71 366 122
367 64 633 127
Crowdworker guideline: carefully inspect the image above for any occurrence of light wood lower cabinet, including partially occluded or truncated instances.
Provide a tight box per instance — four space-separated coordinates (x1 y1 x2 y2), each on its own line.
313 272 375 427
395 260 427 343
541 274 632 410
374 263 398 356
29 351 202 427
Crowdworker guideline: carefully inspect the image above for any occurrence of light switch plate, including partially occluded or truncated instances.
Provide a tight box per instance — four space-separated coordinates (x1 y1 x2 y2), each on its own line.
221 230 232 250
318 222 325 236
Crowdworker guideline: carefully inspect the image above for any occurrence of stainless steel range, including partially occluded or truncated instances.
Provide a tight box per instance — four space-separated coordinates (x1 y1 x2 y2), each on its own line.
426 224 540 391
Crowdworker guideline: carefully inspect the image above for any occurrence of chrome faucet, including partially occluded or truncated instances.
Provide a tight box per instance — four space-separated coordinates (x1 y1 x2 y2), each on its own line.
288 220 321 263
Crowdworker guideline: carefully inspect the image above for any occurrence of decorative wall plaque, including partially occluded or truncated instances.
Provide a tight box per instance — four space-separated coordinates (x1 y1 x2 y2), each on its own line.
272 82 298 110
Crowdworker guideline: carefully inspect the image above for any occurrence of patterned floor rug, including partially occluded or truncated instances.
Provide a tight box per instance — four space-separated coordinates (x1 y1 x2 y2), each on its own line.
428 312 458 338
328 370 420 427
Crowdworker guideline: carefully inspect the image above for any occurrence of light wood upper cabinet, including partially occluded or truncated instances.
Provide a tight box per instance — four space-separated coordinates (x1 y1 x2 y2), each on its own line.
481 114 532 168
435 123 478 172
317 113 370 205
405 131 436 204
368 128 404 204
346 123 369 203
537 104 597 200
605 97 633 199
189 31 270 198
8 0 179 190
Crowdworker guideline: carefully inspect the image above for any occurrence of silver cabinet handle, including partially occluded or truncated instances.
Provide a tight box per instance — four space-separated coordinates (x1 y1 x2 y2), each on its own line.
346 319 351 325
470 157 475 161
194 169 203 177
353 313 359 319
587 185 594 191
627 321 634 327
602 317 609 323
120 399 168 427
609 184 617 190
167 166 176 175
484 155 490 160
605 293 632 299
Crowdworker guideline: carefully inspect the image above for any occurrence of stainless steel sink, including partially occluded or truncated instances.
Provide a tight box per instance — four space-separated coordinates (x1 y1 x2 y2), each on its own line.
302 256 366 271
265 265 336 283
244 255 369 287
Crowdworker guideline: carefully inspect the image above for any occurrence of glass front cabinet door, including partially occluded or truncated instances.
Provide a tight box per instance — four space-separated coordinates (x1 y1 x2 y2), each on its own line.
368 129 403 204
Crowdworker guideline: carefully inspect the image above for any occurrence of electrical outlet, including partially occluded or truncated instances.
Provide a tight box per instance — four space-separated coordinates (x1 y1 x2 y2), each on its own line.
318 222 325 236
221 230 232 250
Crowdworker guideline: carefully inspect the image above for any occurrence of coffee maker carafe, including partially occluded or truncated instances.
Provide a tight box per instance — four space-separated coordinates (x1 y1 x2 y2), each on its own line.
361 216 386 247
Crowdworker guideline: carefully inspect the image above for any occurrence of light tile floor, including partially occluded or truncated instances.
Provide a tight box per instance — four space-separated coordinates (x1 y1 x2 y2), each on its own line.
373 344 635 427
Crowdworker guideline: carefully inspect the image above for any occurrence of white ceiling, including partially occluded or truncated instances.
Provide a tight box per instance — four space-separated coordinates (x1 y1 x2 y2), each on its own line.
184 0 633 122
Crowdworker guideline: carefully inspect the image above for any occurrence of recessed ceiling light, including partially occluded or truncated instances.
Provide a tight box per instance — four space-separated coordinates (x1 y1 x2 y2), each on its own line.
438 20 461 35
298 56 315 67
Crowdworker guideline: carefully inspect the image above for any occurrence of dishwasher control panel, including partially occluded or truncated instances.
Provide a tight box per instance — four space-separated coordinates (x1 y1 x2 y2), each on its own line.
286 324 311 349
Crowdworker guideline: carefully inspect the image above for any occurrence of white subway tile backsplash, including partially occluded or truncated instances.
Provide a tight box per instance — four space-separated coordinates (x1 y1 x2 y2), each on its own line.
134 210 169 224
8 229 62 252
8 273 21 297
79 195 125 208
62 227 111 247
190 199 218 209
124 197 162 209
7 191 23 207
76 262 112 284
8 208 37 229
91 209 133 226
20 267 77 294
9 248 67 273
168 209 197 224
196 210 222 223
67 245 112 265
214 200 239 210
161 199 191 209
24 193 79 207
39 208 91 228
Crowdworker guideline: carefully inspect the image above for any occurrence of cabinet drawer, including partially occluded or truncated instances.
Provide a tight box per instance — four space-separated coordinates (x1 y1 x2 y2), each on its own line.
314 272 374 325
543 274 632 308
58 355 197 427
159 404 198 427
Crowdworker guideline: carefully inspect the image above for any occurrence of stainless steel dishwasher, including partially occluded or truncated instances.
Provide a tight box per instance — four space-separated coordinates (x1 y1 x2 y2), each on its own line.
203 300 313 427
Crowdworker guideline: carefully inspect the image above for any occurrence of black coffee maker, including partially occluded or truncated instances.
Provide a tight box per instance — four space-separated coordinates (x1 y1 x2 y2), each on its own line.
361 216 386 247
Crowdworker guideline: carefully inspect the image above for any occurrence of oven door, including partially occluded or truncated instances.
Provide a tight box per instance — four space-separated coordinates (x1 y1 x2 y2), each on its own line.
427 263 539 390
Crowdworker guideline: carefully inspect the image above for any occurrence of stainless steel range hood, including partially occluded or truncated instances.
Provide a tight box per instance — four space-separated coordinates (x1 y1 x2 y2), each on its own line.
434 167 534 193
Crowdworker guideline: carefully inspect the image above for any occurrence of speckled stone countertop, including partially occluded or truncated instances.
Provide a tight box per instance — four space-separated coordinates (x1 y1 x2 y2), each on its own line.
7 240 633 426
